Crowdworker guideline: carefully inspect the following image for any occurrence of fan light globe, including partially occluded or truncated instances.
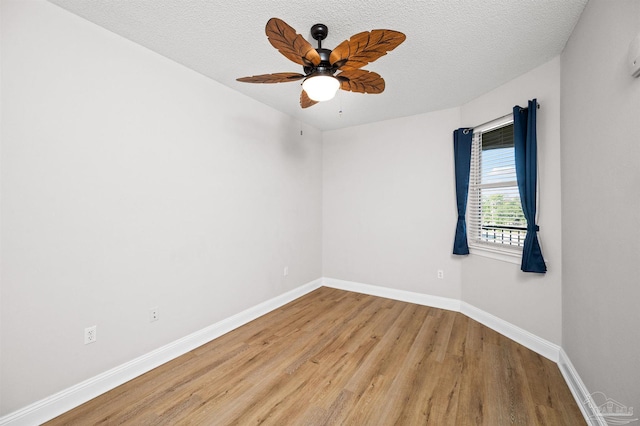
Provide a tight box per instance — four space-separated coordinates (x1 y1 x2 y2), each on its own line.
302 75 340 102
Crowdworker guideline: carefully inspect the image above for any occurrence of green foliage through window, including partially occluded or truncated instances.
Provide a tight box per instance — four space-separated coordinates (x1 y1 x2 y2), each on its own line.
468 121 527 249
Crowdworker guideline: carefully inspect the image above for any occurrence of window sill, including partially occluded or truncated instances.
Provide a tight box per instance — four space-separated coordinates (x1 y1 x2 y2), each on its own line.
468 245 522 265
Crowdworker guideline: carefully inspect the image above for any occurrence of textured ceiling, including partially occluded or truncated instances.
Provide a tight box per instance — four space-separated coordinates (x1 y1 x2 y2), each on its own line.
47 0 587 131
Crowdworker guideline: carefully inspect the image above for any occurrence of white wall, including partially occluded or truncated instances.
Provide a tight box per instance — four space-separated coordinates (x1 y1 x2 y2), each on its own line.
459 57 563 345
322 108 462 299
561 0 640 410
6 0 637 419
322 58 563 345
0 0 322 415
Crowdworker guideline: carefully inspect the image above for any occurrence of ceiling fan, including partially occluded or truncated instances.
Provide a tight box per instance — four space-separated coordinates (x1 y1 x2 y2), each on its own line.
237 18 406 108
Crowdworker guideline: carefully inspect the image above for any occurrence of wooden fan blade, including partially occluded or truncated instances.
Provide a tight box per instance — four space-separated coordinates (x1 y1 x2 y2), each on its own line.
330 30 406 70
266 18 321 67
236 72 305 83
300 90 319 108
337 69 385 94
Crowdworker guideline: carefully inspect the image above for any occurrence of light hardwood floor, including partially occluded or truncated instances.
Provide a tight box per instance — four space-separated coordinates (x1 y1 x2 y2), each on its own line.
47 287 585 425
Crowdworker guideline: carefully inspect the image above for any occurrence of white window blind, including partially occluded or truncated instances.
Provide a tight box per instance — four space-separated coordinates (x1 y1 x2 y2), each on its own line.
468 119 527 252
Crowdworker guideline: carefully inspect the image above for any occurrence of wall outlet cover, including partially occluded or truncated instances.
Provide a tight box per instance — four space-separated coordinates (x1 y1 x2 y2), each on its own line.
84 326 97 344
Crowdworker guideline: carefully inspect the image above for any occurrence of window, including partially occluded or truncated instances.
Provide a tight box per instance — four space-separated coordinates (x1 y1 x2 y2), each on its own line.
467 116 527 256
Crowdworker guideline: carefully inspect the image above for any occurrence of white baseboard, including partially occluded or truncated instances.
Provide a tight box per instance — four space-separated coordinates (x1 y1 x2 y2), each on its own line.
323 277 594 424
322 277 559 362
322 277 462 312
558 349 606 426
460 302 560 362
0 279 323 426
1 277 593 426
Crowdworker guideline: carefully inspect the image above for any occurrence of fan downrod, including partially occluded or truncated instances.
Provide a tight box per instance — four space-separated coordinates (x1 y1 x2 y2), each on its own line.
310 23 328 49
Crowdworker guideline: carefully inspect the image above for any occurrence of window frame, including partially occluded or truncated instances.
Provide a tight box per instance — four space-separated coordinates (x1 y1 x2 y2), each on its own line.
467 115 525 264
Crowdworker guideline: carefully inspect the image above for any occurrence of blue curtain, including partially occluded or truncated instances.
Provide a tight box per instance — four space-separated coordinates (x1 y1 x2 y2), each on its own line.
513 99 547 273
452 128 473 255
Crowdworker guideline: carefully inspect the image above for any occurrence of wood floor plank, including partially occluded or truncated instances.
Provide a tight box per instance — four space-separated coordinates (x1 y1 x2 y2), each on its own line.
373 312 443 425
335 304 423 422
45 287 586 425
346 305 432 425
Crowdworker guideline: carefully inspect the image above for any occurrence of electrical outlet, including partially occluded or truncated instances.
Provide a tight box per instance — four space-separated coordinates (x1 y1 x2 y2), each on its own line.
283 266 289 276
437 270 444 279
150 307 159 322
84 326 97 344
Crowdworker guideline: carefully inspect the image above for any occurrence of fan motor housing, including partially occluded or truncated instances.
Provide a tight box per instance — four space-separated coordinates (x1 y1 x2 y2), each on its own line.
304 48 334 75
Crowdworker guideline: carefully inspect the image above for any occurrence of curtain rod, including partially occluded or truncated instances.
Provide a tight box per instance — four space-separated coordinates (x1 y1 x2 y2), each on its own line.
463 103 541 134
